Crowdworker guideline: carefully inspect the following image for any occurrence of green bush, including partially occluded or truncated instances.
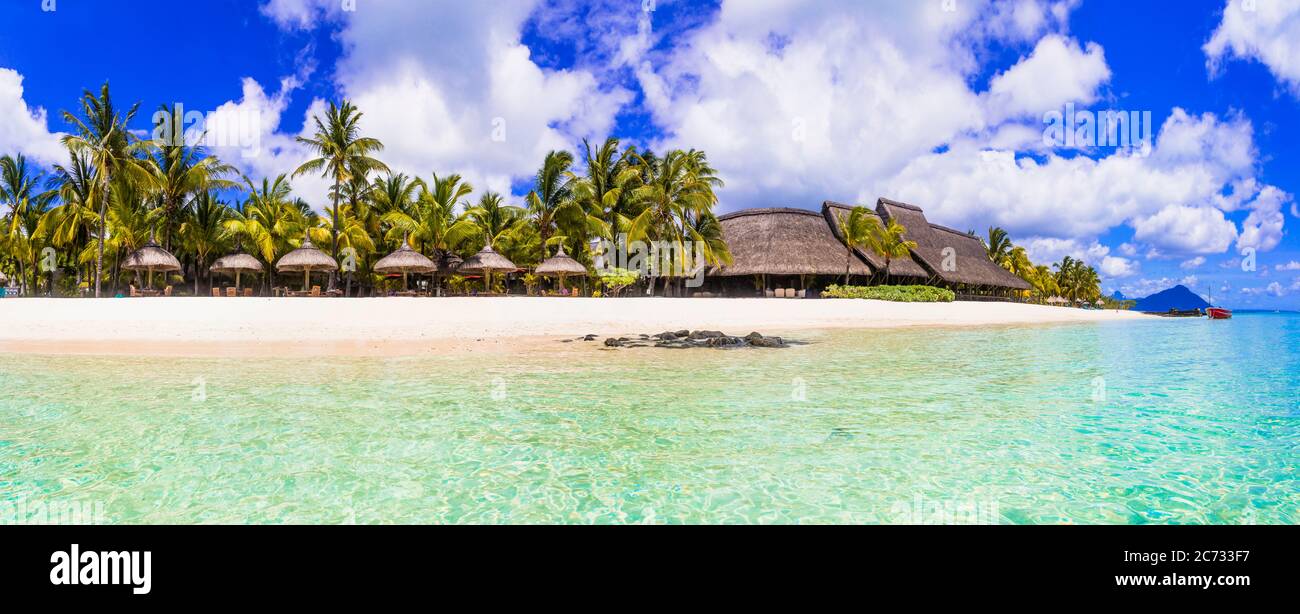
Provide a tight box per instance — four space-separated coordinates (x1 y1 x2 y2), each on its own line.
822 284 955 302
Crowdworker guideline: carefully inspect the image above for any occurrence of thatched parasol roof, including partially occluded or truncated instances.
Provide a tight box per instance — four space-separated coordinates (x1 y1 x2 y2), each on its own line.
875 198 1031 291
276 236 338 273
711 208 872 277
459 244 517 274
211 252 264 274
374 242 436 274
822 202 929 279
122 238 182 272
535 245 587 277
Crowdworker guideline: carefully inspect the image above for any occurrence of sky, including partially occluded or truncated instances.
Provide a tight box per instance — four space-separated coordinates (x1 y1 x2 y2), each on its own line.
2 0 1300 308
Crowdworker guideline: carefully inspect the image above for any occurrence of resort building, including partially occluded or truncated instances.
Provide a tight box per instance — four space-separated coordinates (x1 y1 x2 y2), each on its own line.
705 197 1031 298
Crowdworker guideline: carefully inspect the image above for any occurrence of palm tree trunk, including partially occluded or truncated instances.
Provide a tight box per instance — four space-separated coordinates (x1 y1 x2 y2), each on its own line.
94 181 110 298
330 181 340 291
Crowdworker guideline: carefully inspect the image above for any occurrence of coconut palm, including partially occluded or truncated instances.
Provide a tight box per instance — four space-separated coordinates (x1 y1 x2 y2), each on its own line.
179 191 232 294
525 150 595 261
61 83 153 297
224 175 307 289
984 226 1013 267
837 206 882 285
35 151 98 286
293 100 389 286
2 154 57 291
146 104 238 251
571 137 641 239
627 149 723 294
464 192 527 253
869 218 917 284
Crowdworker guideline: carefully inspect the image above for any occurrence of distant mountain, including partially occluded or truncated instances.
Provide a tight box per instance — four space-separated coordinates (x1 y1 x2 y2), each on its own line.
1111 290 1126 301
1132 285 1211 312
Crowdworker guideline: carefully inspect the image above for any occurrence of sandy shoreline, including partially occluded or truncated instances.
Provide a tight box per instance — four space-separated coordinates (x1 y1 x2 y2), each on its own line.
0 297 1153 356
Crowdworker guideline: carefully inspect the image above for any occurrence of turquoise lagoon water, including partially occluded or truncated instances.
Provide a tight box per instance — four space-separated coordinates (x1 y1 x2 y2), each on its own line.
1 314 1296 524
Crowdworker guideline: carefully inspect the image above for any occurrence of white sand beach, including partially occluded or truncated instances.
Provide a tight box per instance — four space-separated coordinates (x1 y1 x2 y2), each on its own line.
0 297 1153 356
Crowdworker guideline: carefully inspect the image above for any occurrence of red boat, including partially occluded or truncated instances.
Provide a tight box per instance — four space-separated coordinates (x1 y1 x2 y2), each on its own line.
1207 307 1232 320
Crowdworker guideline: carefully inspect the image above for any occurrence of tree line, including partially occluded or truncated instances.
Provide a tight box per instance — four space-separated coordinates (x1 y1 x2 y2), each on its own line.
0 83 732 296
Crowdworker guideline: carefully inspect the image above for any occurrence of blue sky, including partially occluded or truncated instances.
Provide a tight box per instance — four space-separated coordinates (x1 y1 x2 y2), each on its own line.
2 0 1300 307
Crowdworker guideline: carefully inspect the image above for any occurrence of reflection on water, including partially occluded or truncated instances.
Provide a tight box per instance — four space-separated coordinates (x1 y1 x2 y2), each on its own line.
1 315 1296 524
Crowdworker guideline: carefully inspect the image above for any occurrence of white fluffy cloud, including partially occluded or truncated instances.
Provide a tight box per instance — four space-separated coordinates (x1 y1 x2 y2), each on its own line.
1205 0 1300 94
986 34 1110 121
1132 204 1239 255
1180 256 1206 270
0 68 65 166
247 0 630 208
637 0 1081 212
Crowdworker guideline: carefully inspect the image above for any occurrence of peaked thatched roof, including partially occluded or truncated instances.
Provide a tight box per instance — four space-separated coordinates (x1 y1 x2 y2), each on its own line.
275 237 338 273
374 243 436 274
211 252 264 274
876 198 1031 290
711 208 873 277
535 245 587 277
122 239 181 272
459 244 518 273
821 202 930 279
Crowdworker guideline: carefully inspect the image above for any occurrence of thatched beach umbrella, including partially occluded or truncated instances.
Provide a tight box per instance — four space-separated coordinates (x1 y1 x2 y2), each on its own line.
374 240 436 292
210 246 264 292
459 243 517 293
534 244 587 292
122 236 182 289
276 234 338 291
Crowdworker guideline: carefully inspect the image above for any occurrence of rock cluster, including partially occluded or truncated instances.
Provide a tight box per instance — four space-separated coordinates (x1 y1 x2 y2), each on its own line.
578 330 789 349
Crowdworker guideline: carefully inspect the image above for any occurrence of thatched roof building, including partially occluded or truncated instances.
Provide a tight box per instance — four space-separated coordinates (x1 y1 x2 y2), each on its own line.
875 198 1030 290
712 208 872 277
708 198 1031 293
535 245 587 277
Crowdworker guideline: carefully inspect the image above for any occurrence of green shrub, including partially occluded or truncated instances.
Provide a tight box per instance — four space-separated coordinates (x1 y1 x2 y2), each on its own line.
822 284 955 302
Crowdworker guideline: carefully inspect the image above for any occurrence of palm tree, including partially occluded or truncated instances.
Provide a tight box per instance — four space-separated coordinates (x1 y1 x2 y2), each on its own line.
871 218 917 284
36 151 97 287
146 104 238 251
2 154 56 291
984 226 1013 267
526 151 592 261
61 83 152 297
382 175 479 255
464 192 527 253
293 100 388 288
224 175 306 290
179 191 231 294
571 137 641 240
837 206 882 285
627 149 723 294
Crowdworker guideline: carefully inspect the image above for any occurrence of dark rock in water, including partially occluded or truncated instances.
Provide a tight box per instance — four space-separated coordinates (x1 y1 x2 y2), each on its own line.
654 331 680 340
705 336 745 348
674 330 690 337
604 338 623 347
750 336 786 348
583 334 598 341
561 339 574 343
744 332 764 342
688 330 725 340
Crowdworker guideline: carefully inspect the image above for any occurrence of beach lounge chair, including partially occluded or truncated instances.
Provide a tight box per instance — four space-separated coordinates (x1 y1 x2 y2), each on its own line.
212 288 221 297
130 285 141 297
311 286 322 297
164 286 173 297
226 287 237 297
243 288 254 297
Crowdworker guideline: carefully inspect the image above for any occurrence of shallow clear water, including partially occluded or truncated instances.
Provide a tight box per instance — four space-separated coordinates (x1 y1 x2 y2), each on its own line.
1 314 1296 524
